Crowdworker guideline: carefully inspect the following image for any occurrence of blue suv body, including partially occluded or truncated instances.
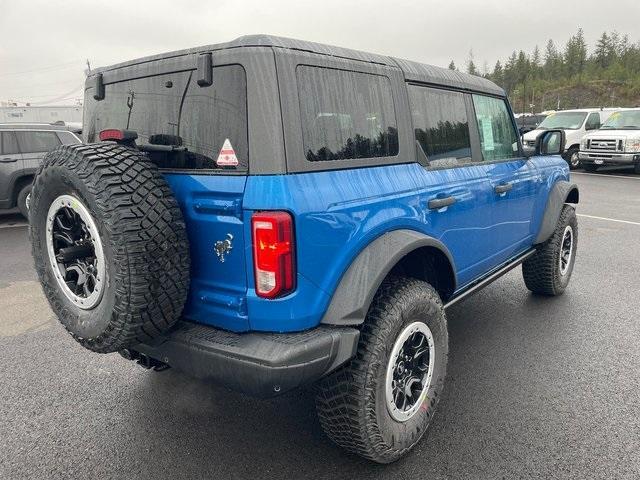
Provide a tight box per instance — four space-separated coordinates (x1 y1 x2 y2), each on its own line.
36 35 578 463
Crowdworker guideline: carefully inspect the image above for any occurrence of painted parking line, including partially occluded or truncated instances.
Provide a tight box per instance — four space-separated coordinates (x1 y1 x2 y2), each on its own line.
573 172 640 180
577 213 640 226
0 222 28 230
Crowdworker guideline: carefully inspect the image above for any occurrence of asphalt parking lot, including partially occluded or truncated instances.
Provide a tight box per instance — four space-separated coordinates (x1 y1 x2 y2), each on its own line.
1 168 639 479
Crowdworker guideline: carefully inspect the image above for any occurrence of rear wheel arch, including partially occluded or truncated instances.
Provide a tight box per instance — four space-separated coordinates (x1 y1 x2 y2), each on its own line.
320 230 456 327
11 175 34 207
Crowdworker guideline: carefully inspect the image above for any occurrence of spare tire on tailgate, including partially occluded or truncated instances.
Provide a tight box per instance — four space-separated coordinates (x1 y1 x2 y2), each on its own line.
29 143 190 353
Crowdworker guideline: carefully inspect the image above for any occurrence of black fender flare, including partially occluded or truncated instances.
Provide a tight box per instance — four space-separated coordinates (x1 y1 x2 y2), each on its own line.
534 180 579 244
320 229 456 326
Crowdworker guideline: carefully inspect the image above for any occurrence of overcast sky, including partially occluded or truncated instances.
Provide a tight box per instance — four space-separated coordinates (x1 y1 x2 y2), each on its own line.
1 0 639 105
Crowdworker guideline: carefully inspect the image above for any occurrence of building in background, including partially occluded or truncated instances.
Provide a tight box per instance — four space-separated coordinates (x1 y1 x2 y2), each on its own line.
0 104 82 125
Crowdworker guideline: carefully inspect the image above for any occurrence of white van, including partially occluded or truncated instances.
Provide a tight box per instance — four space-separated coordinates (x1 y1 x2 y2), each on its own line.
579 109 640 174
522 108 621 169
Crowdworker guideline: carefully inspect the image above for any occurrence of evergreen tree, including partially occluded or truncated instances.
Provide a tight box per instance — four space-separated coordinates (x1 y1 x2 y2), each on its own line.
448 60 457 71
466 50 478 76
594 32 611 68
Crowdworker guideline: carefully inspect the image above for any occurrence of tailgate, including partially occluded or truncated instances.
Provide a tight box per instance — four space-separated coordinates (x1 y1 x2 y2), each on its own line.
164 173 249 331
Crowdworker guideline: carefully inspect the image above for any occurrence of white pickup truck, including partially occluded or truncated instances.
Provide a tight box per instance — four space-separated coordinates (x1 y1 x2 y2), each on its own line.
579 109 640 174
522 108 620 169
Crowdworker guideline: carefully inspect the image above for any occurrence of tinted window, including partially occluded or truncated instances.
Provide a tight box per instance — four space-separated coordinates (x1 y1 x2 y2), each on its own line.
297 66 398 162
472 95 519 162
86 72 189 145
408 85 471 167
585 113 601 130
1 131 19 155
84 67 247 170
15 131 61 154
57 131 81 145
180 65 248 170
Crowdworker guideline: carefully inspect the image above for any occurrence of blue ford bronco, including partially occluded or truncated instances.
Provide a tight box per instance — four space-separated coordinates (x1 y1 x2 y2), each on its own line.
29 35 579 463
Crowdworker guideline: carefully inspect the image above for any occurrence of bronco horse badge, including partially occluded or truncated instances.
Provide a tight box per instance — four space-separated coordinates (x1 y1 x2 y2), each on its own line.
214 233 233 263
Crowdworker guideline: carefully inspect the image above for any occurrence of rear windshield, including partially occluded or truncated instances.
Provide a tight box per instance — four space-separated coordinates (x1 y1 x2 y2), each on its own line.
84 64 248 171
297 66 398 162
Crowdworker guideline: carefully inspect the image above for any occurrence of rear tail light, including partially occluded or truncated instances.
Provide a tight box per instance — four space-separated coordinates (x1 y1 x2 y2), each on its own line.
98 129 138 142
251 211 295 299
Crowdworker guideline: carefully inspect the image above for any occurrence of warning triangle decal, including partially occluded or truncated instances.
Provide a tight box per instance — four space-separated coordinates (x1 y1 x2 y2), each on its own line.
216 139 238 167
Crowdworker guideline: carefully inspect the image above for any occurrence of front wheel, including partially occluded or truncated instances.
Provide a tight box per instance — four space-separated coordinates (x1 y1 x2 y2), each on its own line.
522 205 578 296
583 164 599 173
564 147 580 170
315 277 448 463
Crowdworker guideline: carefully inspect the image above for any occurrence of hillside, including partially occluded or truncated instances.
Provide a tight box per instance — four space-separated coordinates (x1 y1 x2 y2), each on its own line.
457 29 640 113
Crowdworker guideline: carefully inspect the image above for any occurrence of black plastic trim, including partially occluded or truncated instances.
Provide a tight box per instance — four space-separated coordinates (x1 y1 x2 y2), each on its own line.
321 229 456 326
535 181 579 244
134 321 360 398
444 248 536 309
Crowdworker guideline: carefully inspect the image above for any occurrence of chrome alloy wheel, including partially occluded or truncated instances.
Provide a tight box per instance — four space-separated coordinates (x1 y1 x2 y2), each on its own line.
45 195 105 310
570 151 580 168
559 225 574 276
385 321 435 422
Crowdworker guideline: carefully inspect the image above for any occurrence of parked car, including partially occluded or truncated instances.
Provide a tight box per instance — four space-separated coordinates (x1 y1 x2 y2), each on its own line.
522 108 620 169
579 109 640 173
28 35 579 463
515 113 548 134
0 123 82 218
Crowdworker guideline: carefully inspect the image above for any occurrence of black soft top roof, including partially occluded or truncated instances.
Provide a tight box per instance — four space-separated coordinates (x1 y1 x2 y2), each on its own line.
91 34 504 97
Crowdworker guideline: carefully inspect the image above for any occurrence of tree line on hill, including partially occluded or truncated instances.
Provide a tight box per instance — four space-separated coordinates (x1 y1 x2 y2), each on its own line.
449 29 640 113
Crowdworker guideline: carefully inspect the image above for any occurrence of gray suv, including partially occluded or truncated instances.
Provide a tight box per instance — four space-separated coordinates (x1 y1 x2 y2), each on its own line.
0 123 81 218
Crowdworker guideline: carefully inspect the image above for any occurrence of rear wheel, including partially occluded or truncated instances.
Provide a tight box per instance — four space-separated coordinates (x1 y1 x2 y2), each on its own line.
315 276 448 463
30 143 190 353
16 183 32 219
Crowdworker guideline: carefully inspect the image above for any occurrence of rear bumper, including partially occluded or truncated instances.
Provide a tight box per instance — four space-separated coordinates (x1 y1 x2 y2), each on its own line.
132 321 359 398
579 151 640 166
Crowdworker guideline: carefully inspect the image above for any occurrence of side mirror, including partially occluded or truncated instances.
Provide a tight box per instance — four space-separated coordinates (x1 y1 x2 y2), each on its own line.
537 129 566 156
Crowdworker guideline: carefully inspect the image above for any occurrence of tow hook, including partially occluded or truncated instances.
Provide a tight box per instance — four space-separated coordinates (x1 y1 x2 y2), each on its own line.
119 349 170 371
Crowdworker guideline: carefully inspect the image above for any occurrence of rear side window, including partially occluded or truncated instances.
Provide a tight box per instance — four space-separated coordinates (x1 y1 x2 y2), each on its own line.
15 131 61 154
1 131 19 155
408 85 471 167
472 95 519 162
297 66 398 162
56 131 81 145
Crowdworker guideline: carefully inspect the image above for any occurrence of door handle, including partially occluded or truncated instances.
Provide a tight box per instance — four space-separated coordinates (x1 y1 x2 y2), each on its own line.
494 183 513 194
0 157 17 163
427 196 456 210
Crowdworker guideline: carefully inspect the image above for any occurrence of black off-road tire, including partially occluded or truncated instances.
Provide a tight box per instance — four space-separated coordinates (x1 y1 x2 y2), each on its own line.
315 276 448 464
583 164 599 173
30 143 190 353
522 204 577 296
16 183 32 219
634 162 640 175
